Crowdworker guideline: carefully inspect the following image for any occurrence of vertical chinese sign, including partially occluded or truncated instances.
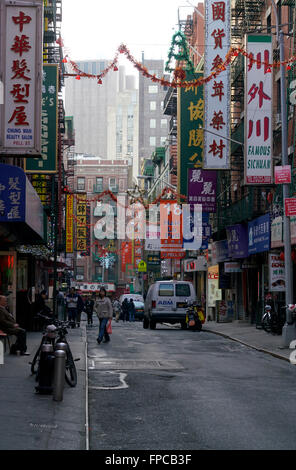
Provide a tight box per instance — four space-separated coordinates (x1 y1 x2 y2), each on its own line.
66 194 74 253
160 201 185 259
204 0 230 169
76 194 87 253
245 35 273 185
178 73 204 198
0 2 43 156
25 64 58 172
121 241 132 273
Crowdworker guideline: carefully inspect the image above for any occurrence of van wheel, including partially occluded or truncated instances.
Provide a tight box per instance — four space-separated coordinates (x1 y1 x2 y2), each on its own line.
143 317 149 329
150 320 156 330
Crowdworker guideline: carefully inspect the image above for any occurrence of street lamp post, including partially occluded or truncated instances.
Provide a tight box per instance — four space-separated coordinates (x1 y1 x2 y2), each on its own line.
271 0 295 347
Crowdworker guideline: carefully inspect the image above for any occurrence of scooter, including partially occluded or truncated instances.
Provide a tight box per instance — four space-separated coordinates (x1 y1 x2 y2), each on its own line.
185 301 205 331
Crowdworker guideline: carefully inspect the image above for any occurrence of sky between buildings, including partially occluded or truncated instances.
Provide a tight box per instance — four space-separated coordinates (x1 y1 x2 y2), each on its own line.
61 0 201 77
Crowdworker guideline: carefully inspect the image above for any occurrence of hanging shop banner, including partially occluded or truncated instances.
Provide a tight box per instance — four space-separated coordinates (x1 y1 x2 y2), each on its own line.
184 256 208 273
245 35 273 185
274 165 291 185
81 204 91 257
188 169 217 213
207 265 222 308
271 216 283 248
25 64 58 172
121 241 132 273
248 214 270 255
160 200 183 251
145 227 161 251
204 0 231 169
133 238 142 269
76 194 87 252
178 72 204 197
66 194 74 253
30 174 52 207
285 198 296 217
269 253 285 292
0 2 43 156
147 253 161 272
224 262 242 273
212 240 229 263
226 224 248 259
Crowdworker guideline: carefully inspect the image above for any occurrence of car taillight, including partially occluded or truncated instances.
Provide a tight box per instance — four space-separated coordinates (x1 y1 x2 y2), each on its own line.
152 301 156 309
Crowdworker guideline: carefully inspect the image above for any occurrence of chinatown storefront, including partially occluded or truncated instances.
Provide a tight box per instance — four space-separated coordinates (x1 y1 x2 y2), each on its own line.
0 164 45 322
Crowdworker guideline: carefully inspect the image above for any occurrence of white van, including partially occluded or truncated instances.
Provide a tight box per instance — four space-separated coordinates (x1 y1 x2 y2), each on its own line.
143 280 196 329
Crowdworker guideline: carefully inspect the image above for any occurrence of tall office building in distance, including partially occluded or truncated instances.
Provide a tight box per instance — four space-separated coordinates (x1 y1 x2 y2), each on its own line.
138 58 170 170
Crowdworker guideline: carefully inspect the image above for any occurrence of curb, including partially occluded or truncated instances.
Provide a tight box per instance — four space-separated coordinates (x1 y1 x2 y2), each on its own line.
203 328 291 363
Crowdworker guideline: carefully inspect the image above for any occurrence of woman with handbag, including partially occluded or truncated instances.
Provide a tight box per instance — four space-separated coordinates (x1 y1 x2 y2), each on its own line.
94 287 113 345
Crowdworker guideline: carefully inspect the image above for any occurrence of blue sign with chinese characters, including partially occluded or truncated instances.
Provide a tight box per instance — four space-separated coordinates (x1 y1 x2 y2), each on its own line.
248 214 270 255
0 164 26 222
226 224 248 259
0 163 44 238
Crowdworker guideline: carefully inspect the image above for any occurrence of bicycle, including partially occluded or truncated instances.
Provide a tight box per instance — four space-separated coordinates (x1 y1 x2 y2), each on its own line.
30 313 78 387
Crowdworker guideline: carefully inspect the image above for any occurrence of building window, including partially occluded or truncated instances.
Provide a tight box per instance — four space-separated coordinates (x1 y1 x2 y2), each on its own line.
288 6 293 32
92 62 97 75
77 177 85 191
266 14 271 34
119 179 125 191
96 177 103 191
150 101 157 111
148 85 158 94
150 136 156 147
109 178 117 190
76 266 84 280
150 119 156 129
161 119 167 129
160 136 167 146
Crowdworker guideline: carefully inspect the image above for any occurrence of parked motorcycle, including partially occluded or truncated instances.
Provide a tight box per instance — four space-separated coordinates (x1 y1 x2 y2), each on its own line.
185 301 205 331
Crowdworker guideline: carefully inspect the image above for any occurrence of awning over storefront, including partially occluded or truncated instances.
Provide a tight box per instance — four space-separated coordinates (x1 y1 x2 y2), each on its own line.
0 163 44 244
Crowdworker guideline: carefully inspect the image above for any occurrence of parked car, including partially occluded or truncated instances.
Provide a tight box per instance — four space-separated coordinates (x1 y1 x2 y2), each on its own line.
119 294 144 305
143 280 196 330
134 301 145 320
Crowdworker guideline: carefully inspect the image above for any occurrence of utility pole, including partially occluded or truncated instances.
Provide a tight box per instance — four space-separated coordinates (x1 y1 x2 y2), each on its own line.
271 0 295 347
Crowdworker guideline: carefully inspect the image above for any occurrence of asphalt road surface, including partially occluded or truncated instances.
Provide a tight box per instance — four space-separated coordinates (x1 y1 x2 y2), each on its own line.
87 319 296 450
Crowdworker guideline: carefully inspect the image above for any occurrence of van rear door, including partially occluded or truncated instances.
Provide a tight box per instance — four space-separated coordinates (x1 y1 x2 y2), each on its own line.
155 283 175 311
175 283 192 312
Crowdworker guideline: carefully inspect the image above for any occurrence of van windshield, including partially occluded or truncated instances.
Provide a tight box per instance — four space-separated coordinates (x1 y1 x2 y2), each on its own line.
175 284 191 297
158 284 174 297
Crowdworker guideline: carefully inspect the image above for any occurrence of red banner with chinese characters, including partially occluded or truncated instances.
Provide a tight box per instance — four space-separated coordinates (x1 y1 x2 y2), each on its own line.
160 200 185 259
121 241 132 272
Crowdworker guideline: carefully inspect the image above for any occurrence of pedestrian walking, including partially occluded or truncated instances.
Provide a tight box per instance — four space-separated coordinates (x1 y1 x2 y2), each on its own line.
56 290 65 321
65 287 79 328
128 298 136 322
113 298 121 322
94 287 113 344
122 298 129 322
76 290 85 327
85 294 95 326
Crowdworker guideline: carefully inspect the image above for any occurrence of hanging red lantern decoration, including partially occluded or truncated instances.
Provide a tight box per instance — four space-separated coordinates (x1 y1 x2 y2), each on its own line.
266 67 272 73
279 251 285 261
173 67 186 81
114 65 118 71
267 192 273 204
75 75 81 80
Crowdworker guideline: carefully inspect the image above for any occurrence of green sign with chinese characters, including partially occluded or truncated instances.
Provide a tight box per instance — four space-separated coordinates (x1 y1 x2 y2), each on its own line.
178 73 204 198
25 64 58 173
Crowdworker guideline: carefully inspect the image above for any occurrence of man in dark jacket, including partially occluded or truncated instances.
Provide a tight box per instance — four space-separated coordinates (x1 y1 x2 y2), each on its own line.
0 295 29 355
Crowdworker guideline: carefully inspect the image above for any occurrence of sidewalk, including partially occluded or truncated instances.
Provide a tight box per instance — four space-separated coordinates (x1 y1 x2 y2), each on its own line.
0 323 87 450
203 320 293 362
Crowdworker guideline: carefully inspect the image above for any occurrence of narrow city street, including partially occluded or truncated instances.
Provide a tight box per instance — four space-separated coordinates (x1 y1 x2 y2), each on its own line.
87 320 296 451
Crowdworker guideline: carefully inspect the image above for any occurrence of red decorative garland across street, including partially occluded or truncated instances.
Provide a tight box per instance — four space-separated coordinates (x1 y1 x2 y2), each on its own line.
63 43 296 88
